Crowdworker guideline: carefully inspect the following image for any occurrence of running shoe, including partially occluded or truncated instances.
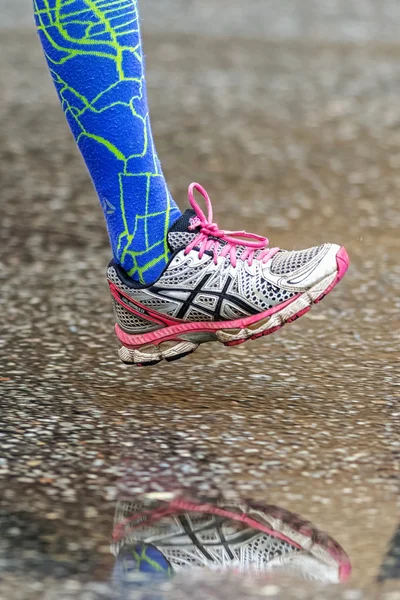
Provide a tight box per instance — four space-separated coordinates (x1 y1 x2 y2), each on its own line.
111 496 351 583
107 183 349 366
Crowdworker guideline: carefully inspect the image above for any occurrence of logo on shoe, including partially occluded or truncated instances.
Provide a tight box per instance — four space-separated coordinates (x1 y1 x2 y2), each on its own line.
189 216 201 230
121 295 146 314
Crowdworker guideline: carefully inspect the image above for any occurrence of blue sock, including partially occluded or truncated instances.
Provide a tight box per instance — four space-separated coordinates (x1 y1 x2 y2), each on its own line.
33 0 181 283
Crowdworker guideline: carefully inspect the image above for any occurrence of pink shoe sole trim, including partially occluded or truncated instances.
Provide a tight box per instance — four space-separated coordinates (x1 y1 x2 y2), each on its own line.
116 246 349 350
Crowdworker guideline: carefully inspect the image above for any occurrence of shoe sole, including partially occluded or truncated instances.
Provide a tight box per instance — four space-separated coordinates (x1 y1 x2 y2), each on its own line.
116 247 349 366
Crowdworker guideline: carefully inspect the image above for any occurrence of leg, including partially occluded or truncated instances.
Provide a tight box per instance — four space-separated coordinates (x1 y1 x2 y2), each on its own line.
33 0 181 284
34 1 349 366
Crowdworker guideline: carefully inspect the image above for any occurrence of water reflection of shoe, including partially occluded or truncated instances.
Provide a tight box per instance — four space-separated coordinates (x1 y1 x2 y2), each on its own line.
108 183 349 366
112 497 351 583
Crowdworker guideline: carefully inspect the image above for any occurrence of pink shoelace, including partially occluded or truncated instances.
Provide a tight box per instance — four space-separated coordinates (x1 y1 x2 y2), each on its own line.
184 183 279 268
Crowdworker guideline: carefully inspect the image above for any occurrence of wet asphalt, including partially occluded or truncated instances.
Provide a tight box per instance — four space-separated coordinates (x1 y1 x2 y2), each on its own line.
0 1 399 599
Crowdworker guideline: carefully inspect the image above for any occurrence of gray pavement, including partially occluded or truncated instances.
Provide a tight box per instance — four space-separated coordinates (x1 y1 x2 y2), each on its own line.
0 1 399 599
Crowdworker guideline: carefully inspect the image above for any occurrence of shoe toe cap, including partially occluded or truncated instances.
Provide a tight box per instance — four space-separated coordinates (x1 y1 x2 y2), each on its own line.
269 243 348 290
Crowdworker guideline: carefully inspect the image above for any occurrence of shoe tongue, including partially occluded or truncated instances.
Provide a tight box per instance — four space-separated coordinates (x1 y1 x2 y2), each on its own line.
167 209 200 252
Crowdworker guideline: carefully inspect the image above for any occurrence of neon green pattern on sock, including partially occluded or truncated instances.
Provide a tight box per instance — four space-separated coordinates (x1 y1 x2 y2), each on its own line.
34 0 181 283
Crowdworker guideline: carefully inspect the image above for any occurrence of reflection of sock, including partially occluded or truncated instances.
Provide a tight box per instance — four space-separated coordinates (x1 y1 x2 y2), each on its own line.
113 542 172 588
34 0 181 284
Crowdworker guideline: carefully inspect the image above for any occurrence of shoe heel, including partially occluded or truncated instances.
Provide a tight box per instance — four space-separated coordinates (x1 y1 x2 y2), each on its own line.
118 340 199 366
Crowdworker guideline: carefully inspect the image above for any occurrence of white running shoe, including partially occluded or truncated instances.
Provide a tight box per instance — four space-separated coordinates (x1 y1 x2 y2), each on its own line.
107 183 349 366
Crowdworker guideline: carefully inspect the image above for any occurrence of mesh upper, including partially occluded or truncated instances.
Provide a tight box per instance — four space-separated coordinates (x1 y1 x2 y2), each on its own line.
113 502 299 572
240 274 295 310
108 266 178 310
168 231 197 252
158 260 209 287
194 294 218 310
235 533 298 568
112 300 160 333
168 208 198 251
270 245 325 275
